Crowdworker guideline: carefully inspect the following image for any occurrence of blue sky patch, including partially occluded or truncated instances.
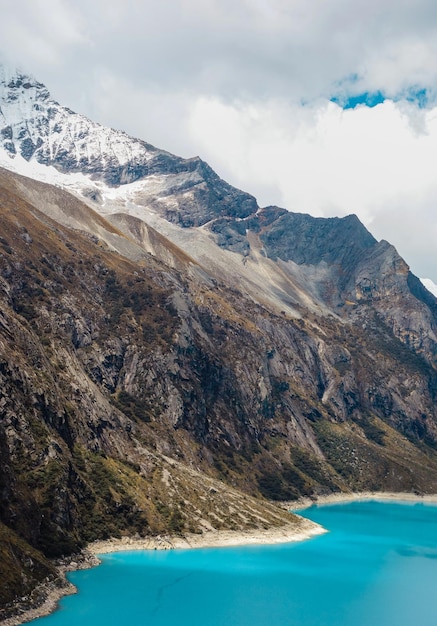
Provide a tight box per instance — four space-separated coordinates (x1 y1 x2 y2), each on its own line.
331 87 431 110
331 91 385 109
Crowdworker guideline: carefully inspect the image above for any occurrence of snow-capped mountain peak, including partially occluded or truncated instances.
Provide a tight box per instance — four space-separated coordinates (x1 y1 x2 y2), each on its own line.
0 64 162 183
0 64 257 226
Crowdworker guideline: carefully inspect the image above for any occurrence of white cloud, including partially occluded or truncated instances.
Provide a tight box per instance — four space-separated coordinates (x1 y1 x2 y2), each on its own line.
0 0 87 68
4 0 437 102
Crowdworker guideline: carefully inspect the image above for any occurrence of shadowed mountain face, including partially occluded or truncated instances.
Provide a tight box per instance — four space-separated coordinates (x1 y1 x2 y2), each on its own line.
1 67 437 612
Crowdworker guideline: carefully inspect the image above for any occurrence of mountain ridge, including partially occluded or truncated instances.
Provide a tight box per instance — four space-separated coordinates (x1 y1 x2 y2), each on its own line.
0 66 258 226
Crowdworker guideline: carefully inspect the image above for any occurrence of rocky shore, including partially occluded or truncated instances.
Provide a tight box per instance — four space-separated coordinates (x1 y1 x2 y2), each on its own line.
0 551 100 626
0 517 323 625
289 491 437 510
87 518 325 555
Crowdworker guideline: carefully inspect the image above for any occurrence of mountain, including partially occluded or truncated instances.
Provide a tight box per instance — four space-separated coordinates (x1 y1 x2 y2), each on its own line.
0 66 257 225
1 66 437 615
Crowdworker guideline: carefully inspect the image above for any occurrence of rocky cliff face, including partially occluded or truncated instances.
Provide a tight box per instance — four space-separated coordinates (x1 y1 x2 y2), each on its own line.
1 67 437 612
0 168 304 610
1 166 437 550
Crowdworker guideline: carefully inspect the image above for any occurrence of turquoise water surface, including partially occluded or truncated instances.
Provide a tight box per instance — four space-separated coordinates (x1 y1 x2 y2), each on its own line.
34 501 437 625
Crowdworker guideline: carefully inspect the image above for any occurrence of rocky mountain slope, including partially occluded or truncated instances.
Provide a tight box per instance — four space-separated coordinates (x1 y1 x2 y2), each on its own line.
1 66 437 613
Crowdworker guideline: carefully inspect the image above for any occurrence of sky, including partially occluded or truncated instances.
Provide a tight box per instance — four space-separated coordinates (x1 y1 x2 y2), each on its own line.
0 0 437 283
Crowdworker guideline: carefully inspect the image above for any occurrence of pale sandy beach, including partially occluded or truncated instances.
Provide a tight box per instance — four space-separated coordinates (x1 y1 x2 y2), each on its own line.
4 491 437 626
87 518 325 555
290 491 437 511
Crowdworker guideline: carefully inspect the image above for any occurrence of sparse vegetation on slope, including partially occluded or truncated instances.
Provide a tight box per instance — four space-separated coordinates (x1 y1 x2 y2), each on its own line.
1 165 437 614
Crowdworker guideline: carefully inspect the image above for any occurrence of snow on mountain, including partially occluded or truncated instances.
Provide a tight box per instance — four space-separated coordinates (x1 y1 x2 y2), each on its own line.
0 65 159 178
0 65 257 228
1 64 435 322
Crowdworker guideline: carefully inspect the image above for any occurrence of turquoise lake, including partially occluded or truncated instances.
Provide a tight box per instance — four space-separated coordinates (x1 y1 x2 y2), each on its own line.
34 500 437 625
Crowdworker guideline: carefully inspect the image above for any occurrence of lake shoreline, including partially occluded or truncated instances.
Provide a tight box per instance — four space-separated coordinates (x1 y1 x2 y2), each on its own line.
289 490 437 511
0 517 323 625
3 490 437 625
0 551 100 626
87 517 325 555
